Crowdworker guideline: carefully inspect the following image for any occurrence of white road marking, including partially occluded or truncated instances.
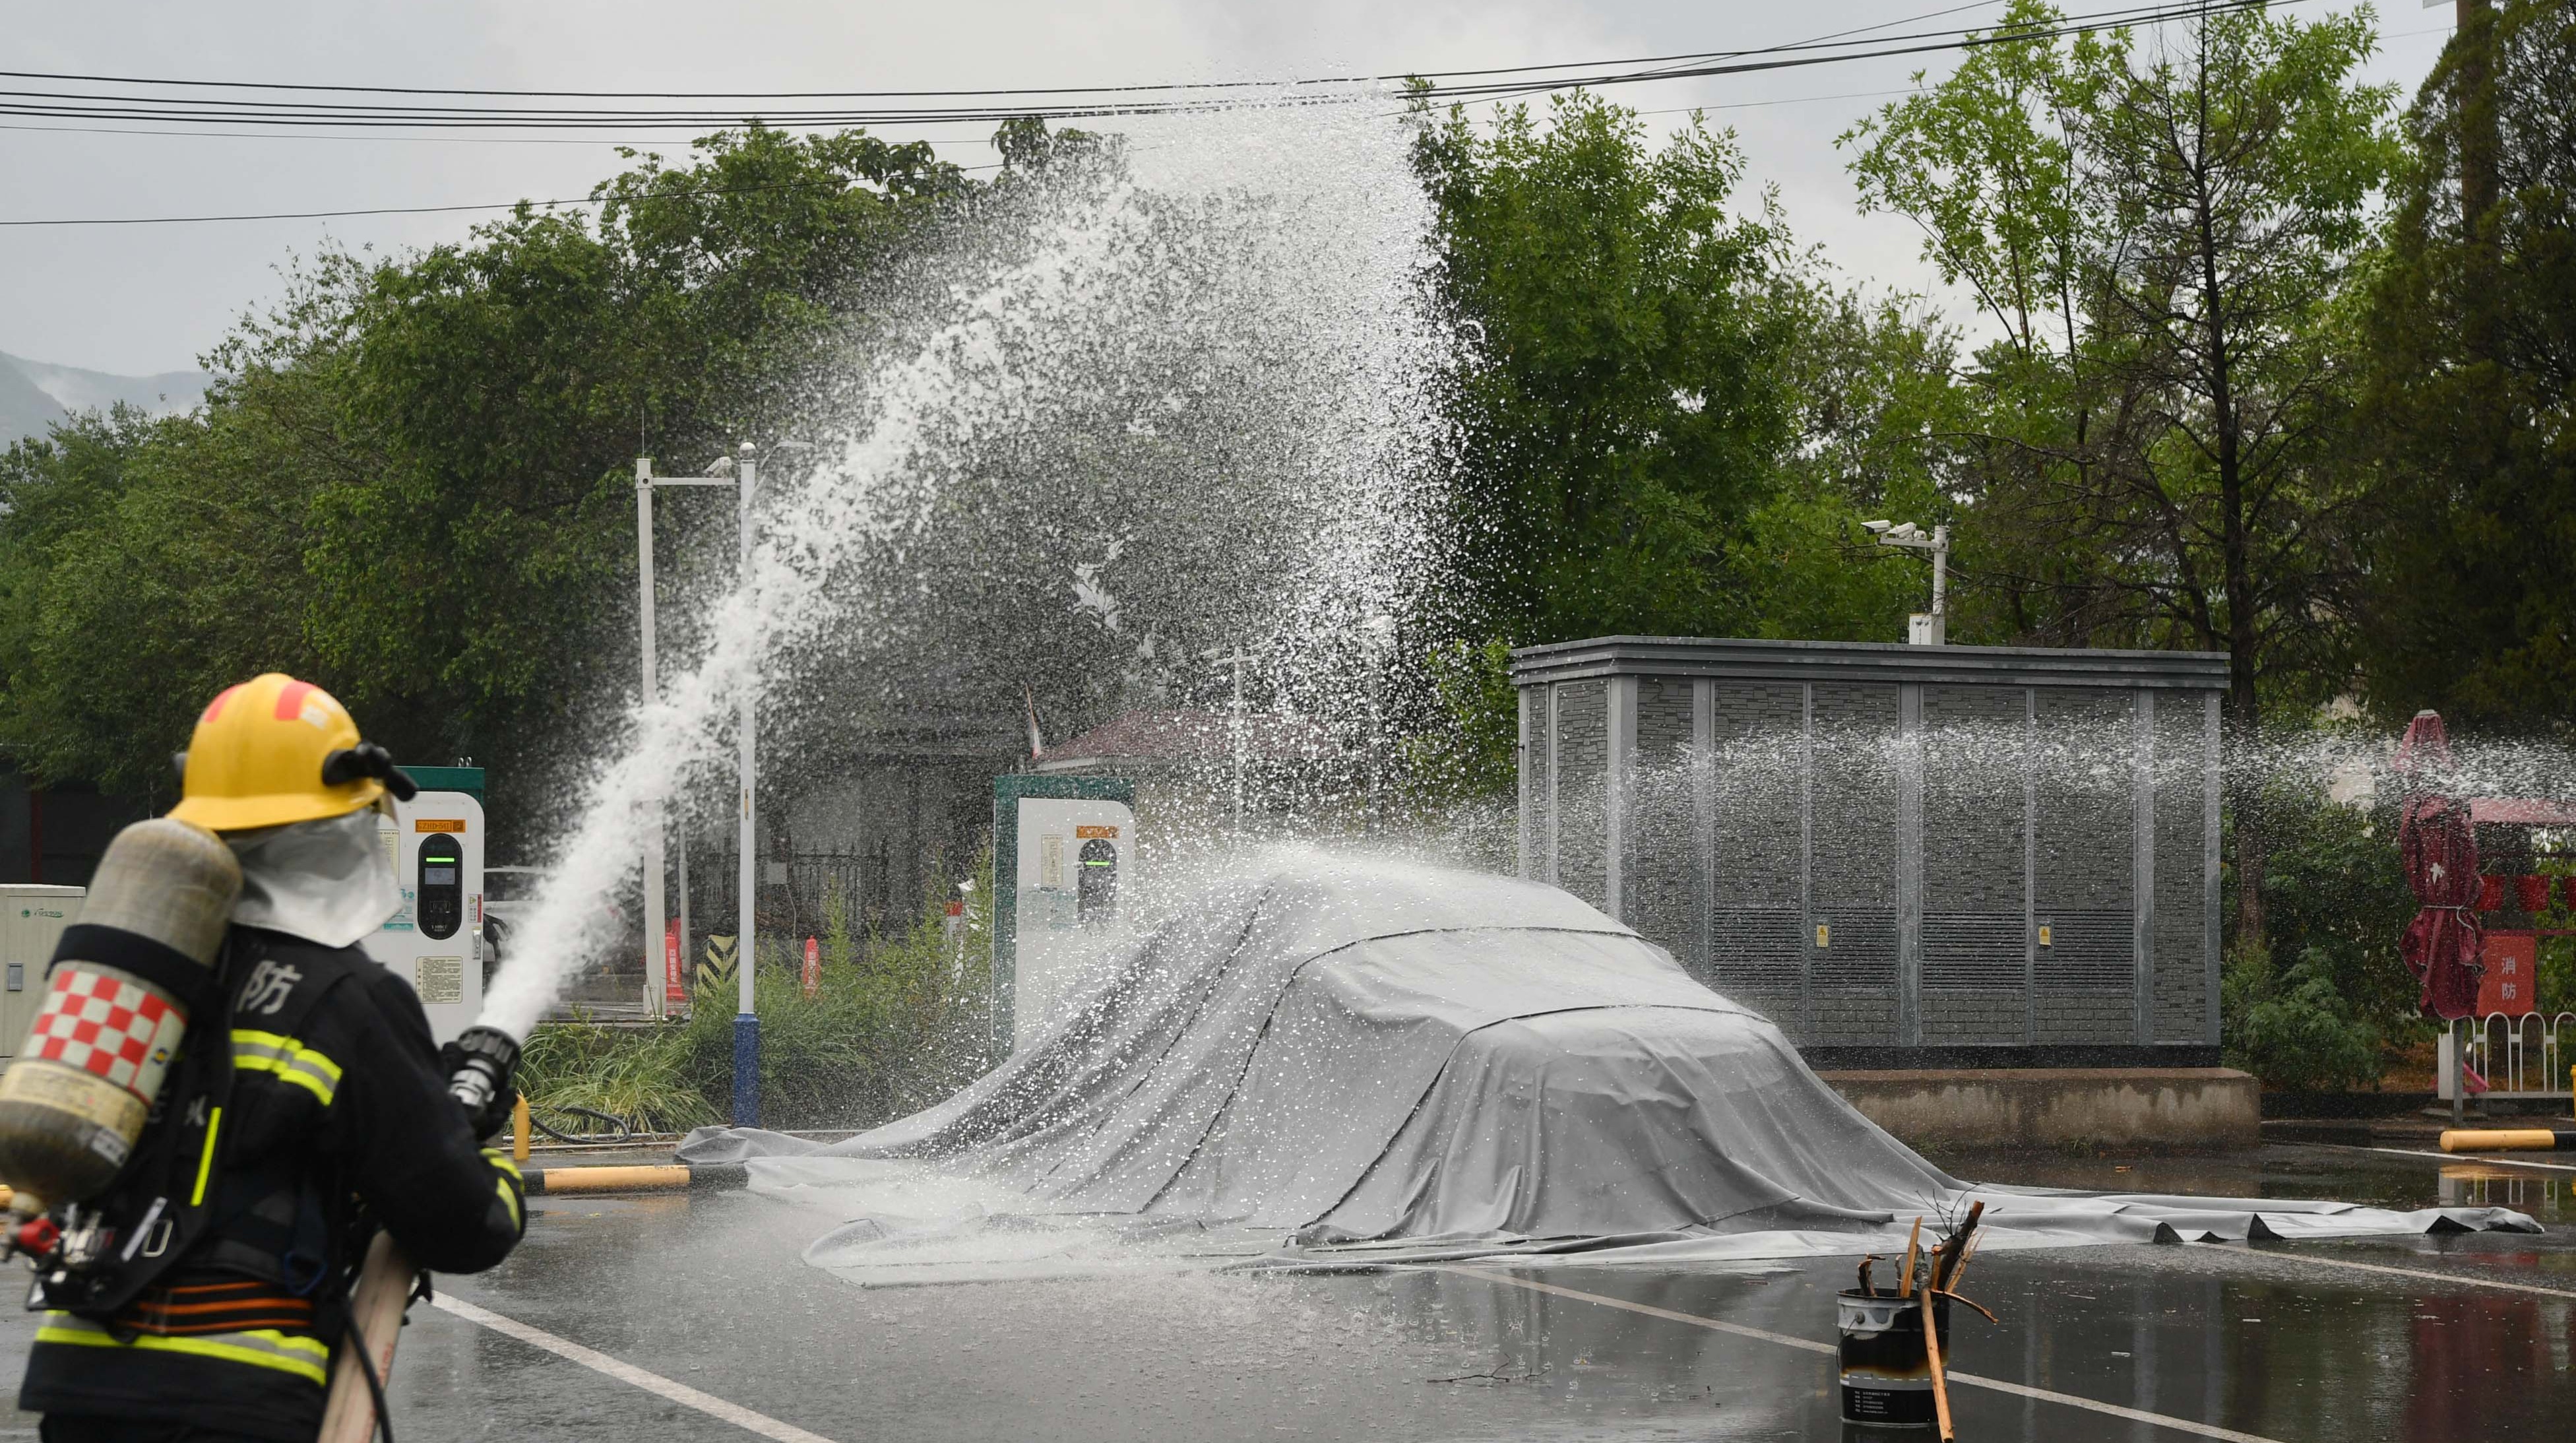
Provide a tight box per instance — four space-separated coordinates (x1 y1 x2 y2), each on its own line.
1434 1266 2286 1443
431 1295 838 1443
2201 1244 2576 1301
2350 1144 2576 1174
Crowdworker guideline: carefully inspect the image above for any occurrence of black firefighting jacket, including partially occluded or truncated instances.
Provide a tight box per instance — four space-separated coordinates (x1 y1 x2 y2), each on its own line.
18 926 525 1441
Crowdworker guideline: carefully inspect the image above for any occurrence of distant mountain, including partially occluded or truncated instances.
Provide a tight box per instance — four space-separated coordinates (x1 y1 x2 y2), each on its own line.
0 351 212 447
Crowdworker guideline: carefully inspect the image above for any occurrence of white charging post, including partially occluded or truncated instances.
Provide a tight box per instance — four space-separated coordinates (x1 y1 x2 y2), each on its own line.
991 777 1137 1053
363 787 486 1044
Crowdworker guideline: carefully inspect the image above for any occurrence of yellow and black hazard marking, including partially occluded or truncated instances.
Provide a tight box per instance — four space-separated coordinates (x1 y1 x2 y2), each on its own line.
697 934 738 994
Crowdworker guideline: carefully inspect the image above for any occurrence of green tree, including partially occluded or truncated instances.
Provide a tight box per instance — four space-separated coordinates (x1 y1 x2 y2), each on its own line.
1846 2 2401 942
0 129 962 838
0 357 347 800
1414 92 1800 646
308 128 960 786
1742 284 1974 643
2354 0 2576 732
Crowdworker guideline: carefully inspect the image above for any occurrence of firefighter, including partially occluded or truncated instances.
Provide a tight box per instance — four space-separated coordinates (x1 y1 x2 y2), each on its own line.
18 674 526 1442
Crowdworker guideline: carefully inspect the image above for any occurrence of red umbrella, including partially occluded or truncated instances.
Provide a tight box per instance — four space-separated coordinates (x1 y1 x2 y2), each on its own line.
2399 793 2483 1018
2395 709 2454 777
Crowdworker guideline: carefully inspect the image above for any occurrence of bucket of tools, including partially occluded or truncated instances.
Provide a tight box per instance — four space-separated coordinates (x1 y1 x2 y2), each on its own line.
1836 1289 1951 1427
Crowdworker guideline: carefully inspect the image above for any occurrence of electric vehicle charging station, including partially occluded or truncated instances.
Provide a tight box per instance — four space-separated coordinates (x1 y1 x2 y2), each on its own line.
363 787 484 1044
991 775 1136 1054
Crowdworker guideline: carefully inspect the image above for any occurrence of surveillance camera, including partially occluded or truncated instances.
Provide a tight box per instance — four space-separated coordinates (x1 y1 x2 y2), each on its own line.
1862 520 1893 533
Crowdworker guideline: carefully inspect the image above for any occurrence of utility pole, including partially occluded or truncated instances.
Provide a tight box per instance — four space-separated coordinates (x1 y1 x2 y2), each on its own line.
635 460 664 1019
1361 615 1396 834
2455 0 2499 230
632 443 776 1118
1204 645 1250 833
1230 646 1247 832
635 454 747 1025
734 441 761 1128
2451 0 2505 367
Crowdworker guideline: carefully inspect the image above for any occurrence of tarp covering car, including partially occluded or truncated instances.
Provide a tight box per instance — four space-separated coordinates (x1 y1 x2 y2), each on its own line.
680 855 2535 1273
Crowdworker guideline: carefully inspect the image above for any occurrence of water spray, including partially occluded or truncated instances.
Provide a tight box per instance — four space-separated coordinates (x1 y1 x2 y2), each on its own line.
458 96 1443 1062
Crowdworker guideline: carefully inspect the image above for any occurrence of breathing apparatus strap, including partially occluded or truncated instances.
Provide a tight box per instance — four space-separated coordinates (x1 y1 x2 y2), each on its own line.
45 934 248 1322
49 924 226 1019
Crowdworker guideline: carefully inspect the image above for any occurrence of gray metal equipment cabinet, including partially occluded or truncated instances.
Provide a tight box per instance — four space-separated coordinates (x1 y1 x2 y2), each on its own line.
0 885 84 1055
1513 637 2226 1068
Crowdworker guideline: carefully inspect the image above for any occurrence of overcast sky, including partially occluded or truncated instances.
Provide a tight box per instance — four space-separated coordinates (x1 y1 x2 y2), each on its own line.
2 1 2459 377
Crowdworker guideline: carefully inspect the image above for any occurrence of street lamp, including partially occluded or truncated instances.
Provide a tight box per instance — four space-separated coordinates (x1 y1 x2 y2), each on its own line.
1360 614 1397 833
1862 519 1951 645
1203 645 1251 832
635 455 742 1022
635 439 807 1128
728 439 811 1129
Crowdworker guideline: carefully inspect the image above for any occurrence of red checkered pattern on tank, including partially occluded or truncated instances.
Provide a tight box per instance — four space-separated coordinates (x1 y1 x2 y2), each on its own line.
30 968 184 1094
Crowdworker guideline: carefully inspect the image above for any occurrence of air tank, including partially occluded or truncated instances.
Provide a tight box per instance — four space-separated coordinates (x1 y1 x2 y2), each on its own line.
0 819 239 1215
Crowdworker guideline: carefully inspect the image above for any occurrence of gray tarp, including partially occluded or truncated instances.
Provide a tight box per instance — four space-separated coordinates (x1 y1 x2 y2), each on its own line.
680 855 2535 1274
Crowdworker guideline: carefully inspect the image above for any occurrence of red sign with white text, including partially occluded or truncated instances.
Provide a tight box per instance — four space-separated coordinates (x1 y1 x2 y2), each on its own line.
2476 930 2537 1016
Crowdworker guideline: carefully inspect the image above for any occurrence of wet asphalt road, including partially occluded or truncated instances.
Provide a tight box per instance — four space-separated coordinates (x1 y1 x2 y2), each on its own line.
0 1143 2567 1442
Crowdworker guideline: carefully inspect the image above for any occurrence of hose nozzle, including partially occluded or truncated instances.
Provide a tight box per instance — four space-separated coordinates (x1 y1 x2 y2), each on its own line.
444 1025 521 1137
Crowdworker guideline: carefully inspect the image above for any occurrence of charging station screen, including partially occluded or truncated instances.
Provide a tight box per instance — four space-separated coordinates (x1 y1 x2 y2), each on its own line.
416 834 465 941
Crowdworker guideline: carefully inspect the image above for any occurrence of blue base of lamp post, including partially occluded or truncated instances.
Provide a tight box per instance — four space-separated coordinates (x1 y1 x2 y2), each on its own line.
731 1013 761 1127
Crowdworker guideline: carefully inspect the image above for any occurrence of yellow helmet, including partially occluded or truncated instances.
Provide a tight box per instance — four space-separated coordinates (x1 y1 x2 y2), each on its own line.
168 673 416 833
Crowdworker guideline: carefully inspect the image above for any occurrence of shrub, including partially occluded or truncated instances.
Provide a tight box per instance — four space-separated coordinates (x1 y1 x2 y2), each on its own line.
2222 938 2384 1092
516 1019 721 1134
518 843 995 1133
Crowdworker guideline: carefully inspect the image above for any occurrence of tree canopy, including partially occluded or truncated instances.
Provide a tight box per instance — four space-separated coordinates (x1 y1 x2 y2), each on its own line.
3 3 2572 984
1413 93 1798 643
2354 0 2576 732
0 127 960 823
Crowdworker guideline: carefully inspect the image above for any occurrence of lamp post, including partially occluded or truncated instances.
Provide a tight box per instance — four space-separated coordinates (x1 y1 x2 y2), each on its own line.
1862 519 1951 645
726 439 812 1128
635 459 662 1020
1203 645 1250 833
732 441 759 1127
1360 614 1397 833
635 440 803 1126
635 456 744 1019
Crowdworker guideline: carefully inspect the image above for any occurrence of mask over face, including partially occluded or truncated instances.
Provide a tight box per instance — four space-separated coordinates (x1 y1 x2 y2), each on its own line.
226 806 400 949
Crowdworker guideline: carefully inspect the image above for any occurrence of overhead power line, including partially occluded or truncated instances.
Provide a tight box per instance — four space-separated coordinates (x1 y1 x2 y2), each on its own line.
0 2 2135 102
0 1 2284 227
0 1 2271 133
0 176 978 228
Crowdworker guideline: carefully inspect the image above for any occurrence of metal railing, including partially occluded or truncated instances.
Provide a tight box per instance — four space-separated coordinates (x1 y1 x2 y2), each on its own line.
2459 1010 2576 1099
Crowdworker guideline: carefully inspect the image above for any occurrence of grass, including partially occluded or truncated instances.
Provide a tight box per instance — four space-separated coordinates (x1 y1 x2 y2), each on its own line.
516 847 995 1134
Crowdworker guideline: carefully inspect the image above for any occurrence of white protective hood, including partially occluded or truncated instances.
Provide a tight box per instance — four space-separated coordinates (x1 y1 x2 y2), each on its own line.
226 806 400 949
